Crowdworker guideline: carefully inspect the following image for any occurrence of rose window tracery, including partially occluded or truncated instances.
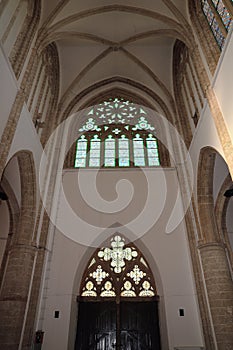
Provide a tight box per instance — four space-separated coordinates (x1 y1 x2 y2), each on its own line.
74 98 160 168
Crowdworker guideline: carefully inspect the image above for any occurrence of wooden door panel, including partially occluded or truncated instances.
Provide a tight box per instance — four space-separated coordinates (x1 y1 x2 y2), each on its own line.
75 302 116 350
75 301 160 350
120 302 160 350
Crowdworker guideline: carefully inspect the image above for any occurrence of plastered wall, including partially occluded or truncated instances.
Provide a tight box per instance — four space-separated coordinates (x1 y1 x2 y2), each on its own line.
40 168 204 350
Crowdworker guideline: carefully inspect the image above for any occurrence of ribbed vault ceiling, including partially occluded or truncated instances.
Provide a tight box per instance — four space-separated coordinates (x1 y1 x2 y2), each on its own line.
39 0 190 114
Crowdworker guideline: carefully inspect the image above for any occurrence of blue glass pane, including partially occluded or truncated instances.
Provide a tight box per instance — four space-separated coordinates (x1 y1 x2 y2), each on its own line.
119 140 129 149
133 140 144 148
207 9 215 23
119 149 129 157
134 158 145 166
105 158 115 167
105 140 115 148
119 158 130 167
76 150 86 158
211 17 225 47
147 148 159 157
91 141 101 149
89 158 100 167
147 140 157 149
148 157 160 166
90 149 100 158
77 141 87 150
134 148 144 157
75 158 86 167
202 0 213 22
105 149 115 157
216 1 232 29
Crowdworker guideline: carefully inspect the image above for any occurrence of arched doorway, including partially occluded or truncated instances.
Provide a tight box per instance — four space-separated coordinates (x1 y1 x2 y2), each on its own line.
75 235 161 350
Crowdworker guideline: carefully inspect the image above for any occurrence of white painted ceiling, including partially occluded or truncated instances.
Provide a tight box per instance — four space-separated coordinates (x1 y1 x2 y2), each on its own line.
39 0 189 112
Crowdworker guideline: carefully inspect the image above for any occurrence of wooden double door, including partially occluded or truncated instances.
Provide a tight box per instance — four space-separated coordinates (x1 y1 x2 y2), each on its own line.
75 300 161 350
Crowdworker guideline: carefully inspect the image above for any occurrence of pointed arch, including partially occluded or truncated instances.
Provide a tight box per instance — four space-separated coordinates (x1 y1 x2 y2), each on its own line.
197 146 221 243
215 173 233 269
58 77 174 126
196 146 233 349
10 0 41 78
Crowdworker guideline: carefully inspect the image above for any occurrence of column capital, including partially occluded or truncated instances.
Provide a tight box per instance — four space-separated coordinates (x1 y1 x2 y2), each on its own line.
197 241 226 251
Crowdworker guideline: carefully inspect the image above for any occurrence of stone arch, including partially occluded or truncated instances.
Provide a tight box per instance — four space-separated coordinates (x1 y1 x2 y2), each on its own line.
9 0 41 79
34 42 60 147
58 78 174 125
46 5 186 35
0 150 38 349
58 82 175 178
0 172 20 289
215 169 233 270
16 150 37 242
197 146 220 243
173 40 196 147
196 146 233 350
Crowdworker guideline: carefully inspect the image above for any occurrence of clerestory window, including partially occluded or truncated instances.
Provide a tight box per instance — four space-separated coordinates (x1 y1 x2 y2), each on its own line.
201 0 232 49
74 98 160 168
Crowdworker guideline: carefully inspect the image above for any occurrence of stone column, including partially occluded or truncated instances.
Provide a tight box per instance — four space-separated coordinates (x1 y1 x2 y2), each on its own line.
0 245 37 350
199 243 233 350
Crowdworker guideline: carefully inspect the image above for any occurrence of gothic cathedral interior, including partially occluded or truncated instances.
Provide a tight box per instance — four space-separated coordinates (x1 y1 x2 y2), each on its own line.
0 1 233 349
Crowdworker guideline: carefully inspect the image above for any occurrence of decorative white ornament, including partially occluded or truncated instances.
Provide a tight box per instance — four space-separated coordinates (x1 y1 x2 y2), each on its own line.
98 236 138 273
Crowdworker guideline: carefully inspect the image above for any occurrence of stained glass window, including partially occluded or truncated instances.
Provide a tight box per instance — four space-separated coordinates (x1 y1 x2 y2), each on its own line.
147 134 160 166
118 135 130 167
104 135 115 167
74 98 161 168
89 135 101 167
201 0 232 49
75 135 87 168
80 235 157 299
212 0 232 29
133 134 145 167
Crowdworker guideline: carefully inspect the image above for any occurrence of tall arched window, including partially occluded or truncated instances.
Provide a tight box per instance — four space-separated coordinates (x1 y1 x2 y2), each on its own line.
76 235 161 349
201 0 232 49
74 98 160 168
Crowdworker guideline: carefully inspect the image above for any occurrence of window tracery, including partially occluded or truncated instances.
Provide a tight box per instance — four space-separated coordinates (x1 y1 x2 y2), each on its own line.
74 98 160 168
80 235 157 299
201 0 232 49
